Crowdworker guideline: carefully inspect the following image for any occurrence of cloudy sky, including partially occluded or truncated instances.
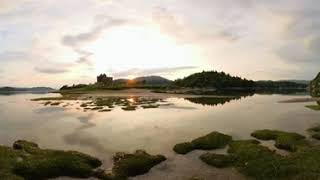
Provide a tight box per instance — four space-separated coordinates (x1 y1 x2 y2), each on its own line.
0 0 319 88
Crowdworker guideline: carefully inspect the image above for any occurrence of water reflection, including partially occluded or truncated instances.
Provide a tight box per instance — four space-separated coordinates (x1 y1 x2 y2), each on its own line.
0 92 319 180
63 113 109 154
185 97 242 106
33 107 65 114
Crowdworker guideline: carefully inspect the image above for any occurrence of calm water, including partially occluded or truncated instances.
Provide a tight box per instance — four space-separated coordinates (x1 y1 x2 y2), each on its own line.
0 93 319 180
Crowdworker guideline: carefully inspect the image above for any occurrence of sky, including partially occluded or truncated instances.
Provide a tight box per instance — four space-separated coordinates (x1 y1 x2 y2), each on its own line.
0 0 320 88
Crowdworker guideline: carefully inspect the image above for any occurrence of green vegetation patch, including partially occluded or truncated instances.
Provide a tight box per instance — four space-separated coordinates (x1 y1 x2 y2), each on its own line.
0 140 102 180
98 109 112 112
173 132 232 154
50 102 61 106
306 105 320 111
91 107 104 111
308 125 320 140
141 104 160 109
251 129 307 152
122 106 137 111
200 153 236 168
108 150 166 179
200 139 320 179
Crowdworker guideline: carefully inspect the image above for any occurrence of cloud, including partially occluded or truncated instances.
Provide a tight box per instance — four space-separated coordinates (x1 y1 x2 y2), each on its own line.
63 114 109 154
152 7 241 44
74 49 94 66
62 16 127 47
0 51 28 61
61 15 128 66
34 67 70 74
112 66 197 77
308 36 320 53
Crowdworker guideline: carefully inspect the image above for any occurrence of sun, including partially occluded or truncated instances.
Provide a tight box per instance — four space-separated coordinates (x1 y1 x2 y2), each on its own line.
127 75 136 80
84 25 198 78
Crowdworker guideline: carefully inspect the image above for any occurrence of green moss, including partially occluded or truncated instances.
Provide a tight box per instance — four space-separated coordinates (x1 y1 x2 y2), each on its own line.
110 150 166 179
306 105 320 111
0 140 103 180
309 125 320 133
80 103 89 107
44 101 51 106
173 132 232 154
227 140 294 179
308 125 320 140
98 109 112 112
189 176 205 180
50 102 61 106
122 106 137 111
95 98 115 107
141 104 160 109
251 130 307 152
200 134 320 180
91 107 104 110
173 143 194 155
200 153 235 168
312 133 320 140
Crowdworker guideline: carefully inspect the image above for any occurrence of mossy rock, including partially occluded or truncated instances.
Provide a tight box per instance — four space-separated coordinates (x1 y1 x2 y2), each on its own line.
309 125 320 133
200 153 235 168
110 150 166 179
92 107 104 110
50 102 61 106
98 109 112 112
0 140 103 180
141 104 160 109
308 125 320 140
251 130 307 152
201 134 320 179
226 140 294 179
306 105 320 111
122 106 137 111
173 132 232 154
173 143 194 155
189 176 205 180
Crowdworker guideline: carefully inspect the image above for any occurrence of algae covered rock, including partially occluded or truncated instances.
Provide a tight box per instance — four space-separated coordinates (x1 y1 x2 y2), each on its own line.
111 150 166 179
200 153 235 168
308 125 320 140
0 140 103 180
200 131 320 180
173 142 194 155
251 129 307 151
173 132 232 154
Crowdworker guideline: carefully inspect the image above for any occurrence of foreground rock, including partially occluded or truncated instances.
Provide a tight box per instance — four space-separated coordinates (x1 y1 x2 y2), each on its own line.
198 130 320 179
96 150 166 180
251 129 307 152
0 140 102 180
1 141 166 180
173 132 232 154
201 138 320 180
309 125 320 140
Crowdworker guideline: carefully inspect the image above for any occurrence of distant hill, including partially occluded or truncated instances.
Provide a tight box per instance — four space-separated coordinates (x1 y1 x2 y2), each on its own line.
0 87 55 92
114 76 171 86
134 76 171 85
310 73 320 97
173 71 255 89
173 71 309 90
278 80 310 85
255 81 308 89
